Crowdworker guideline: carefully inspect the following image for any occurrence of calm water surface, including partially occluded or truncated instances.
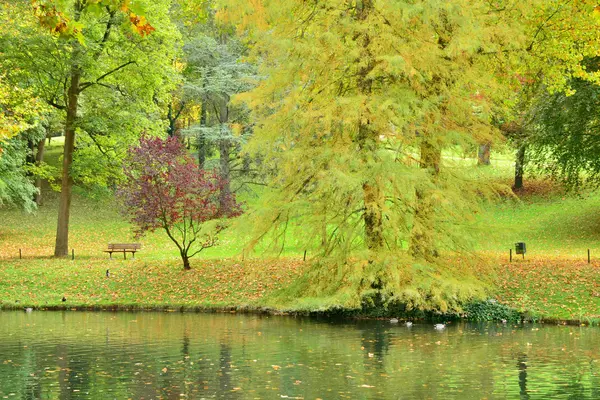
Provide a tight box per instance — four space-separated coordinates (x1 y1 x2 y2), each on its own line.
0 311 599 399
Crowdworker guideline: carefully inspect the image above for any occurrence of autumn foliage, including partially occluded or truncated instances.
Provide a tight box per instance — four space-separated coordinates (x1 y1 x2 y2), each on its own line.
31 0 155 38
118 136 241 269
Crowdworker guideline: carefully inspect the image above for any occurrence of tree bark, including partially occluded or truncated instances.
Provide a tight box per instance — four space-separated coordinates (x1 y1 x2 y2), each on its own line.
197 100 207 168
182 254 191 270
167 102 185 137
54 54 81 257
477 143 491 166
355 0 383 252
410 139 441 260
167 103 176 137
218 101 231 213
34 137 46 206
514 143 526 190
362 180 384 250
26 140 36 166
54 3 85 257
219 138 231 211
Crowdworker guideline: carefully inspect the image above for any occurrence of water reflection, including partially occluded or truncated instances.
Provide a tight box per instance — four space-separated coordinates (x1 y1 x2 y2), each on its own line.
0 312 599 399
517 353 529 400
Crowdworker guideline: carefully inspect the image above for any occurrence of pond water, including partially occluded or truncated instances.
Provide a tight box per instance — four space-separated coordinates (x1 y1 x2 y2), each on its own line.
0 312 599 399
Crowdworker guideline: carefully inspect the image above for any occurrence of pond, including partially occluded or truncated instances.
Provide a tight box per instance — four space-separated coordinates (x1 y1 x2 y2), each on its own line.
0 311 599 399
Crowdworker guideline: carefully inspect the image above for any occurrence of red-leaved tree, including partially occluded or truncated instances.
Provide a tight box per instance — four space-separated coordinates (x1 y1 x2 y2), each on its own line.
118 136 241 270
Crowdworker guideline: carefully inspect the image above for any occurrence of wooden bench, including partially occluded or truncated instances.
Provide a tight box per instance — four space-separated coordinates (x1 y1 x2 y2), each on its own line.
104 243 141 259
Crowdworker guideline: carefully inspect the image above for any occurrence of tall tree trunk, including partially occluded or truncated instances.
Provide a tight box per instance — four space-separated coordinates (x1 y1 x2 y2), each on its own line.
54 58 81 257
218 101 231 213
219 138 231 210
54 3 84 257
477 143 491 166
197 100 207 168
514 143 526 190
410 139 441 260
355 0 383 253
167 103 175 137
26 140 36 165
362 179 384 250
34 137 46 206
167 103 185 138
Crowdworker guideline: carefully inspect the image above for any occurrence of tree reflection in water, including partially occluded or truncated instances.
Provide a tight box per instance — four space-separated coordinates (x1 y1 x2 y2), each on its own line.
0 312 599 399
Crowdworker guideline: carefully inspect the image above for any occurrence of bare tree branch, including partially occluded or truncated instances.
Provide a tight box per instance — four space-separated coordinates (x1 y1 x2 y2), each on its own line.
79 61 136 92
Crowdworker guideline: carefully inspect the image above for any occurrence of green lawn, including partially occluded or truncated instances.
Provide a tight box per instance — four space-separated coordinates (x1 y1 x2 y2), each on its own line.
479 187 600 258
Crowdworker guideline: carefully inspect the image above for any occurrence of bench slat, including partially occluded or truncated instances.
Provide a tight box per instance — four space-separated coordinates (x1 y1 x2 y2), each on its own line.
104 243 141 259
107 243 141 250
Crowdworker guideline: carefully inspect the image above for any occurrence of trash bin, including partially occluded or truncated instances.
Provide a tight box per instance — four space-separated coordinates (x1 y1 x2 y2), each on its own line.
515 242 526 255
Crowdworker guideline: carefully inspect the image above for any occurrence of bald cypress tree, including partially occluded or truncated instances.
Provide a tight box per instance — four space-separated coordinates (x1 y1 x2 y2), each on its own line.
222 1 518 311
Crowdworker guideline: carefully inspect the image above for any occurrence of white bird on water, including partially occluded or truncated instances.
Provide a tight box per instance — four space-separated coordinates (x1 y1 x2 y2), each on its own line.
24 308 33 313
434 323 446 330
405 321 413 327
390 318 399 323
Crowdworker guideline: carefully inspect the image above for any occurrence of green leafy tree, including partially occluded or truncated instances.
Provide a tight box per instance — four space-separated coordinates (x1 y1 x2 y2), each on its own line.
528 75 600 189
0 0 180 256
488 0 600 189
0 73 47 210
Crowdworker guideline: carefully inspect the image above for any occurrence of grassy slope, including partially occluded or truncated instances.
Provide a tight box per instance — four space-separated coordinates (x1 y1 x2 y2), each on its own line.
2 140 600 320
479 185 600 321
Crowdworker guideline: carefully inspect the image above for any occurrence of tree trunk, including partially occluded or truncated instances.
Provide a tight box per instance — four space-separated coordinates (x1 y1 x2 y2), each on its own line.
197 100 207 168
182 253 191 270
410 139 441 260
218 101 231 213
355 0 383 253
363 180 384 250
167 102 186 138
54 60 81 257
54 3 84 258
34 137 46 206
219 138 231 211
26 140 36 166
514 144 526 190
477 143 491 166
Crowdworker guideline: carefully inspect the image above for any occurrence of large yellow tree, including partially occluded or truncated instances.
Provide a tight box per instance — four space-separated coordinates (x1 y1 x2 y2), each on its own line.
220 0 522 311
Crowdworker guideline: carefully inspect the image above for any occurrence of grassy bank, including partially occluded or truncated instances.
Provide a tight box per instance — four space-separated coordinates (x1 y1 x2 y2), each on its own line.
2 140 600 321
2 190 600 321
0 257 304 310
494 257 600 322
